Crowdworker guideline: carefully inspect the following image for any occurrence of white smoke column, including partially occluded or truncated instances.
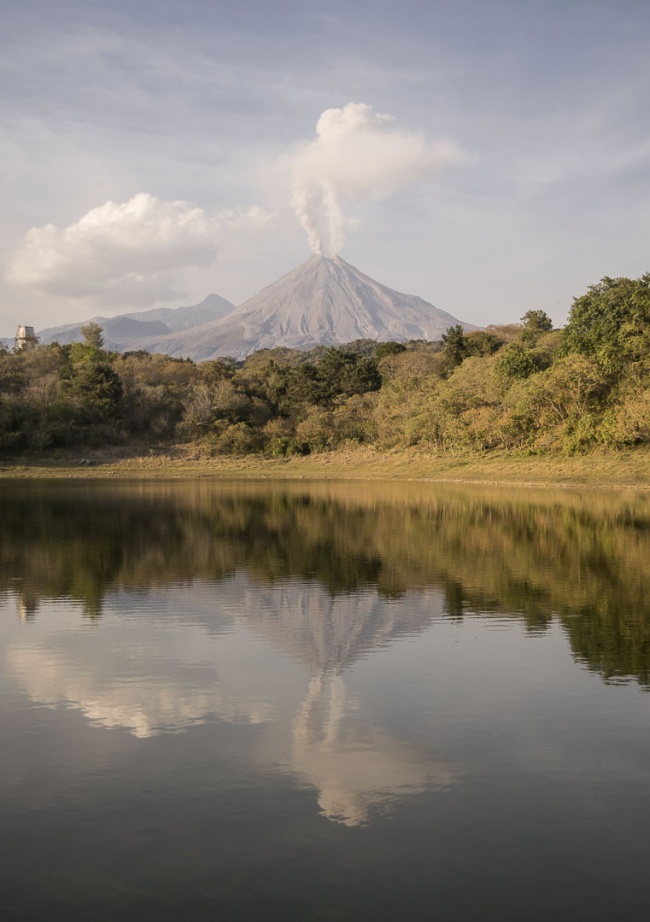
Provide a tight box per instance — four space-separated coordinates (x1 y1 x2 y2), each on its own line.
290 103 460 256
321 182 346 256
5 192 269 306
291 187 323 256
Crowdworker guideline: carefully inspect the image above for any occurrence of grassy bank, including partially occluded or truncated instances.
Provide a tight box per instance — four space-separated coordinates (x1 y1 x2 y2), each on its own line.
1 445 649 489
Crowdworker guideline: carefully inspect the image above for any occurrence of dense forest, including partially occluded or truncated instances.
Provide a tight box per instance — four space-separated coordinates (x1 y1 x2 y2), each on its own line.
1 273 649 456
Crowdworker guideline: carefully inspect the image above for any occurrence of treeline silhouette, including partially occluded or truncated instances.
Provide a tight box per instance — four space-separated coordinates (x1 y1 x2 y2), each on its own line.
1 273 649 456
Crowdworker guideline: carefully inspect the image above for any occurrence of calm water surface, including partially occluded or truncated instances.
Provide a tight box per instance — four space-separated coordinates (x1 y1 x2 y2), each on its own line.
1 479 650 921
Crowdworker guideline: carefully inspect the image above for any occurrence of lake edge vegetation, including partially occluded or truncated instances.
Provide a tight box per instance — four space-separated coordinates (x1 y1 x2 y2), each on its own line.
2 273 649 459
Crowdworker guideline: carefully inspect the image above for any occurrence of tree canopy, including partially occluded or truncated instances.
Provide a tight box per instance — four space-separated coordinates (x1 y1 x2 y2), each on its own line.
1 271 650 456
562 274 650 376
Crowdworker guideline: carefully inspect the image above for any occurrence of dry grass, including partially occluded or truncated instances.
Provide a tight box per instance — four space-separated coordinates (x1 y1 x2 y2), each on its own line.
1 444 649 490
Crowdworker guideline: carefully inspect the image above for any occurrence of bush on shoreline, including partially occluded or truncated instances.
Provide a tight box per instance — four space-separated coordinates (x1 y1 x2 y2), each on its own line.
2 273 649 457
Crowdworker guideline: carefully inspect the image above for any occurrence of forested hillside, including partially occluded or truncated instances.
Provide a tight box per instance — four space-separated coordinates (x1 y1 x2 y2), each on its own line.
2 274 649 456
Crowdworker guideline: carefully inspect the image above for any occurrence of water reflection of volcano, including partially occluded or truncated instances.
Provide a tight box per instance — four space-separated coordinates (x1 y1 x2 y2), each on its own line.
223 579 458 825
4 578 455 825
224 580 439 674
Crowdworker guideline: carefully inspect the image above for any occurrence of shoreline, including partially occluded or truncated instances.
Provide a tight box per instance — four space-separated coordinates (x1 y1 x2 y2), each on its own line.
1 446 649 490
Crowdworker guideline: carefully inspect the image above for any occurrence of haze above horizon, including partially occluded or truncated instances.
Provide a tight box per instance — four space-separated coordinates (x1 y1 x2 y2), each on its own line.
1 0 649 337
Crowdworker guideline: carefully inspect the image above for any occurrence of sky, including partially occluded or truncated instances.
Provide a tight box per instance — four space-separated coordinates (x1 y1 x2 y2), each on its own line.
1 0 649 337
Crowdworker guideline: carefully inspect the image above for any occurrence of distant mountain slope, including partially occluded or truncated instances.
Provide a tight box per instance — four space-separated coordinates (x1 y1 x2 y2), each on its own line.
122 294 236 332
37 293 235 351
29 259 472 361
148 255 473 360
38 316 170 348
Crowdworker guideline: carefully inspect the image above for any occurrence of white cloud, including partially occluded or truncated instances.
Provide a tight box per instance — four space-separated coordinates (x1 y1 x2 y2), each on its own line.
5 193 269 307
288 103 461 256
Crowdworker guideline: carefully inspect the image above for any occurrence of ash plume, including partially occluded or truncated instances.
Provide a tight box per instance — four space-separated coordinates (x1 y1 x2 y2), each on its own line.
290 103 459 256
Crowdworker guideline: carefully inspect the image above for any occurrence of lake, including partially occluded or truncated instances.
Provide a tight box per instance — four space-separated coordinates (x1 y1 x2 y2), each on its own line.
1 478 650 921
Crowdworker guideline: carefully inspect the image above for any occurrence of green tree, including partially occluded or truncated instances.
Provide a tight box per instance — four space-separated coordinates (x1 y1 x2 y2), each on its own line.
375 341 407 361
441 325 468 368
465 330 504 357
72 362 123 419
315 349 382 404
562 274 650 377
81 322 105 350
521 310 553 333
494 342 540 389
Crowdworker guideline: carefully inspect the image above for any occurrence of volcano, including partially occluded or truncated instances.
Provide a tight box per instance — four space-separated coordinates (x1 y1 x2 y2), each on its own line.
147 255 472 361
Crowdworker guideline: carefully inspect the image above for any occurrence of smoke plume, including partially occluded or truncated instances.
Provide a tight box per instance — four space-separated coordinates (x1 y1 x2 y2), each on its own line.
290 103 459 256
5 193 268 307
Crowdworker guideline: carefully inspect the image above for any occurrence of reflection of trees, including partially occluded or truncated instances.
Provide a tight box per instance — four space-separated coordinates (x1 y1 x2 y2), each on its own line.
1 481 650 686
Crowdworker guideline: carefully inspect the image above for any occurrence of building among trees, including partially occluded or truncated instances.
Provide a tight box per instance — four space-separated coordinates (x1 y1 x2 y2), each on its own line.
15 325 36 350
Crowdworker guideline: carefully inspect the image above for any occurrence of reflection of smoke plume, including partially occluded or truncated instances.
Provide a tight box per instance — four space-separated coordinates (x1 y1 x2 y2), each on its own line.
291 672 456 827
290 103 460 256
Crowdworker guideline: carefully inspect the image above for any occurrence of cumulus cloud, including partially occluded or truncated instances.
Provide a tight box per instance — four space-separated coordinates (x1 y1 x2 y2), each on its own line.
5 193 269 307
289 103 460 256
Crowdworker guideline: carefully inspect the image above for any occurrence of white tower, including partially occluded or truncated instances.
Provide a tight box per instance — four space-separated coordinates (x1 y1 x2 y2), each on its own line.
15 325 36 349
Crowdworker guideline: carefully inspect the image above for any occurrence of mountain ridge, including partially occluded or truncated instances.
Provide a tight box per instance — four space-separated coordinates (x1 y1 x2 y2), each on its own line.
36 293 235 351
146 255 473 360
27 256 472 360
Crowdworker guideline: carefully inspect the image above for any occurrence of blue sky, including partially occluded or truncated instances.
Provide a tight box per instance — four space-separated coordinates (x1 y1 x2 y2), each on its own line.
1 0 649 335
